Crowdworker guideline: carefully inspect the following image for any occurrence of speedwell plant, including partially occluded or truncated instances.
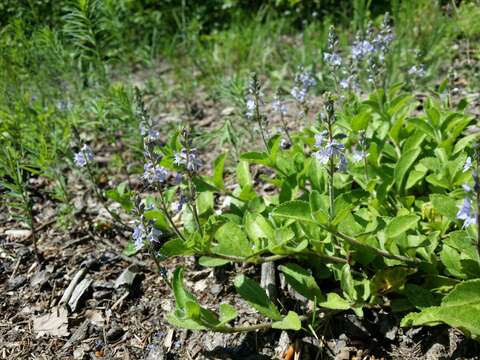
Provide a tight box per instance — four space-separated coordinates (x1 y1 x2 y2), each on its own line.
109 78 480 340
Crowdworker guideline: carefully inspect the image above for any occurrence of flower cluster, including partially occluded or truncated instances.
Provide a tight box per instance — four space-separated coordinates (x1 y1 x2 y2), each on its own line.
272 96 288 115
373 13 395 61
174 148 202 173
457 160 479 229
135 89 170 186
74 144 94 167
171 194 187 215
291 67 316 103
245 74 263 119
132 217 163 251
408 64 426 78
311 98 348 172
323 26 342 68
457 193 477 229
352 132 368 162
143 161 169 184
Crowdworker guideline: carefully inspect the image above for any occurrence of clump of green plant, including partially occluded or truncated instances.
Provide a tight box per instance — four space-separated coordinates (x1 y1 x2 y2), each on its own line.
102 65 480 340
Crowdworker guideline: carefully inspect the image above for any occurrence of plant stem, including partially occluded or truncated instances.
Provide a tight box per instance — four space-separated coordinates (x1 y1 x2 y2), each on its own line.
158 190 187 242
327 113 335 221
280 113 292 143
325 227 420 265
217 315 308 333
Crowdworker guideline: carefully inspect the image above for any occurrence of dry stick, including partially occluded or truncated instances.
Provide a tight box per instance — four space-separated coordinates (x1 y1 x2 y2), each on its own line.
59 267 87 305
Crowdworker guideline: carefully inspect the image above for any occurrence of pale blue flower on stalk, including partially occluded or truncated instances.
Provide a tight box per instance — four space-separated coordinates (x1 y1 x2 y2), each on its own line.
313 138 345 165
314 131 328 147
146 227 162 244
174 149 202 173
171 194 187 215
313 148 330 165
456 197 477 228
352 149 368 162
463 156 472 173
323 52 342 67
143 161 169 184
74 144 94 167
132 222 146 250
351 39 375 60
338 154 348 172
291 87 307 102
324 139 345 158
408 64 426 78
272 96 288 115
245 96 256 119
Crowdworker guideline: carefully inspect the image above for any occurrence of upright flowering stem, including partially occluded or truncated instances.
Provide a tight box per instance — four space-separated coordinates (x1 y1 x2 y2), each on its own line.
247 74 269 152
326 98 336 221
184 137 203 237
159 189 187 242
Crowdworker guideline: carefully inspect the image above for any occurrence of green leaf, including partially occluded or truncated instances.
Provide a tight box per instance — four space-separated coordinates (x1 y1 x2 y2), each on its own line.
273 201 314 223
196 191 213 215
402 284 439 310
386 215 419 239
318 293 351 310
122 241 137 256
213 222 253 257
309 190 329 225
160 239 194 257
192 176 219 192
279 263 323 301
172 268 196 311
430 194 458 220
394 148 422 192
234 275 282 320
453 133 480 155
218 303 237 326
407 117 437 140
351 111 371 132
244 212 274 243
198 256 230 267
240 151 270 165
212 153 226 190
401 279 480 339
272 311 302 330
340 264 357 300
143 210 170 231
236 161 253 188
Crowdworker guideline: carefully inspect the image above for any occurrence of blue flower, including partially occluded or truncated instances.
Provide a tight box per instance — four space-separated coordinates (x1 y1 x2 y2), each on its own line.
132 223 146 250
456 197 477 228
313 149 330 164
291 86 307 103
352 149 368 162
323 52 342 67
272 97 288 115
143 161 169 184
74 144 94 167
338 154 348 172
314 131 328 148
463 156 473 173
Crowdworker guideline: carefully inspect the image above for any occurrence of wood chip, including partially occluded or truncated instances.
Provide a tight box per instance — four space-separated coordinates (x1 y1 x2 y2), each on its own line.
33 307 69 338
